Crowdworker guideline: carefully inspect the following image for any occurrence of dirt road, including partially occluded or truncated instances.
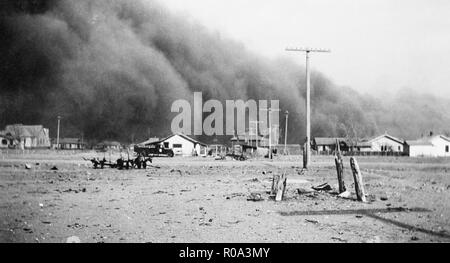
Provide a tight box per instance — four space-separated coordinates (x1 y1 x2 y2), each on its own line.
1 153 449 243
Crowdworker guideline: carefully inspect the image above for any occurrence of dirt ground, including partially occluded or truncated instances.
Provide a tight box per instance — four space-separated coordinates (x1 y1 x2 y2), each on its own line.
0 151 449 243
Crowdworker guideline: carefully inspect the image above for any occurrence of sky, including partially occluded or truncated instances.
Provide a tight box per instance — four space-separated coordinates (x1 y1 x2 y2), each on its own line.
160 0 450 98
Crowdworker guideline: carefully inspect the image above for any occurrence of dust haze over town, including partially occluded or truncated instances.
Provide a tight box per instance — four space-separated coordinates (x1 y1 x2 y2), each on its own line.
1 0 450 143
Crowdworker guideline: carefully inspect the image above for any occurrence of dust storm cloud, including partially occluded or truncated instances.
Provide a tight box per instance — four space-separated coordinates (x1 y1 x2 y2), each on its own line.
1 0 449 143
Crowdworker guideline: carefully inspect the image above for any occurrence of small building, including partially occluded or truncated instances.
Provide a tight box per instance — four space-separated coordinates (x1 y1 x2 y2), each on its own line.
95 141 122 151
2 124 51 149
208 144 228 156
143 133 208 157
360 133 404 152
312 137 347 153
405 135 450 157
230 133 266 148
53 138 86 150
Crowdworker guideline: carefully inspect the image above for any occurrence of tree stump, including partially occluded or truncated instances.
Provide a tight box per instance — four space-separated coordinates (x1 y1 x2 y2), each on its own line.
350 157 366 202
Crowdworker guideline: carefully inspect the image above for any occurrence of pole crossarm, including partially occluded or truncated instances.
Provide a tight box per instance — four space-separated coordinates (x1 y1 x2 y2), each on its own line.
286 47 331 53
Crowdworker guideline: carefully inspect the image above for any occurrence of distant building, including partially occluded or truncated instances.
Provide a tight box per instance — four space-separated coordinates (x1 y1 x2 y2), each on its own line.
95 141 122 151
359 133 404 153
2 124 51 149
208 144 228 156
405 135 450 157
312 137 346 153
53 138 86 150
141 133 208 157
230 132 266 148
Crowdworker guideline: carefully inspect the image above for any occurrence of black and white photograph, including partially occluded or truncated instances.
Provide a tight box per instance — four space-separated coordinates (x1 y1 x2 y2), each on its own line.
1 0 450 245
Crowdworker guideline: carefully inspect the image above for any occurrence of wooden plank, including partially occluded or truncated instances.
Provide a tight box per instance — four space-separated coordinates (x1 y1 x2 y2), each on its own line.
350 157 367 202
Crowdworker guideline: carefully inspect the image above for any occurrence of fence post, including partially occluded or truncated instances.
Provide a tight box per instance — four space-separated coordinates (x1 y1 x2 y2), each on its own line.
350 157 367 202
275 173 287 202
334 139 346 193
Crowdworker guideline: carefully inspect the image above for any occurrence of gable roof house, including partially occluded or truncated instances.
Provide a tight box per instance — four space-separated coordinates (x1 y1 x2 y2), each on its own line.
3 124 51 149
405 134 450 157
141 133 208 157
359 133 405 153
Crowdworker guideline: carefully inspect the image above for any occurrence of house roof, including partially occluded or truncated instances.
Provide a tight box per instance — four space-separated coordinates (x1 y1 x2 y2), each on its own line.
406 135 450 146
439 135 450 142
148 133 208 146
368 133 404 144
4 124 46 138
313 137 345 146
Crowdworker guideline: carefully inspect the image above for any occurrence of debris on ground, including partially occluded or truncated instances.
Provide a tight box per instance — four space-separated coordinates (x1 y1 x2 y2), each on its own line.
338 191 351 199
312 183 333 191
50 166 58 171
297 187 314 195
170 169 183 175
25 164 31 169
62 188 86 194
247 192 264 202
305 219 319 224
67 223 87 229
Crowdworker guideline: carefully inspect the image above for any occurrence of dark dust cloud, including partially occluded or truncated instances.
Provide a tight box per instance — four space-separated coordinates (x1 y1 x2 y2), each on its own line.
1 0 450 143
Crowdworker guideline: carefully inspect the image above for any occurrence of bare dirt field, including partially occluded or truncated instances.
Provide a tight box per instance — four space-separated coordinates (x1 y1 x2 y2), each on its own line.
0 151 449 243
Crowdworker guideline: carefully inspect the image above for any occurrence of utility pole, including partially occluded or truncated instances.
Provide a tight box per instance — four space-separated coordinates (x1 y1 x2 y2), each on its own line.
284 110 289 155
56 115 61 150
250 120 263 148
261 107 280 159
286 47 330 169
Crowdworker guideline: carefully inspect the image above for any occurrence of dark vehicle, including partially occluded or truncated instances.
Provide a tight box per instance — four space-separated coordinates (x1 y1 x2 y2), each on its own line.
134 144 174 157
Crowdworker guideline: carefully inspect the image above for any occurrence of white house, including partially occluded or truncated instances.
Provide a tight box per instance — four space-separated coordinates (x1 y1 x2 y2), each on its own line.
3 124 51 149
405 135 450 157
158 134 208 157
360 133 404 152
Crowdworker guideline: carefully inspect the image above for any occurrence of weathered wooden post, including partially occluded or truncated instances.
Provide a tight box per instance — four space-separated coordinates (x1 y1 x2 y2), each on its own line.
271 173 287 201
350 157 366 202
271 174 279 195
334 139 346 193
302 143 307 169
275 173 287 202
